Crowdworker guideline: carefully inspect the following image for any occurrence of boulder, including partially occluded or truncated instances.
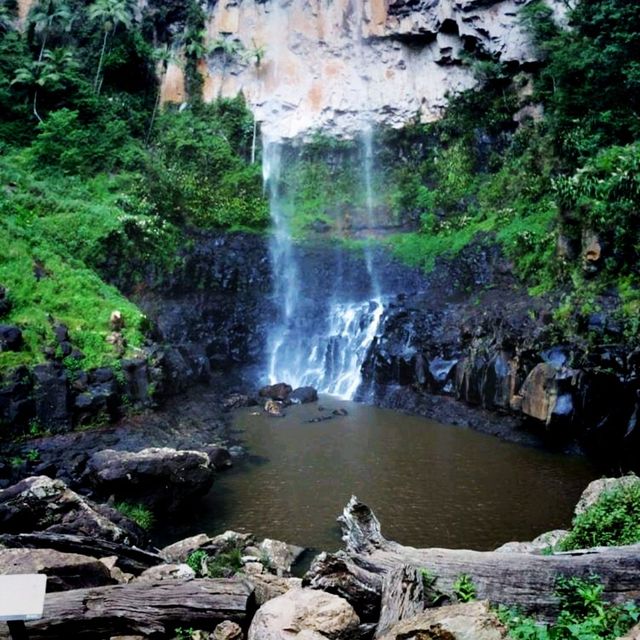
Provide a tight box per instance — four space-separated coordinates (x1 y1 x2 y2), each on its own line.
160 533 211 563
618 623 640 640
0 547 115 591
247 588 360 640
0 325 22 352
494 529 569 554
203 445 233 470
223 394 255 410
135 563 195 582
289 387 319 404
574 476 640 517
378 601 508 640
86 447 215 511
213 620 243 640
264 399 285 417
74 381 118 424
246 573 302 607
0 476 145 546
259 383 292 401
259 538 306 576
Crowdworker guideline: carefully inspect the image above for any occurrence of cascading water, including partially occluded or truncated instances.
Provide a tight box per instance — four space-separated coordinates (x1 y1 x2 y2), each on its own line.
263 0 385 400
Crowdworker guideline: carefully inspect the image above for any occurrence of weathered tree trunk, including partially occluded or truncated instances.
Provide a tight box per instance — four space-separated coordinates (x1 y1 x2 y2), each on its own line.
308 496 640 622
376 566 425 637
25 578 255 639
0 533 163 575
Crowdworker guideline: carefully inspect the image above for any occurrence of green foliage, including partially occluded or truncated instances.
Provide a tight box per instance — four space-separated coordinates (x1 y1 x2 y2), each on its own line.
30 108 144 173
526 0 640 163
144 99 268 228
500 575 640 640
186 547 244 578
452 574 476 603
559 480 640 551
114 501 155 530
186 549 208 577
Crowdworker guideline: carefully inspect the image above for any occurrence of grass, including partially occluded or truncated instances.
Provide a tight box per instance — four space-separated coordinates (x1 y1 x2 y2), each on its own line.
0 151 162 371
114 501 155 531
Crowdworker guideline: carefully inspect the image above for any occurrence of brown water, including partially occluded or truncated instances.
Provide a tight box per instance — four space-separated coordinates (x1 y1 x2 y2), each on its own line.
168 398 598 552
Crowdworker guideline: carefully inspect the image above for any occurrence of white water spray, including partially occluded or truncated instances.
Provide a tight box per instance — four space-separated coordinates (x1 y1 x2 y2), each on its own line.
262 0 385 400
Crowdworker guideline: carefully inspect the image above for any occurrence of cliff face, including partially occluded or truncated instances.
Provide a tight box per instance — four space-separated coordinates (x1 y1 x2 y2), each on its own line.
162 0 564 140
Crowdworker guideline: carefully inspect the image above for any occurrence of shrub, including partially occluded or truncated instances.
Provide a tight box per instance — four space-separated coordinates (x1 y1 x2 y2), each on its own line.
453 574 476 603
559 481 640 551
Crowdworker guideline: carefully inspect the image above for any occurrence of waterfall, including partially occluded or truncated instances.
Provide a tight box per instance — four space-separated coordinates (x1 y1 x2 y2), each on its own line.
262 135 384 400
262 1 384 401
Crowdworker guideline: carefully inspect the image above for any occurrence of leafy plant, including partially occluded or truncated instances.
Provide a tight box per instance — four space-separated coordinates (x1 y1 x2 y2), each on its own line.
500 574 640 639
114 501 155 530
186 547 244 578
453 574 476 603
186 549 209 577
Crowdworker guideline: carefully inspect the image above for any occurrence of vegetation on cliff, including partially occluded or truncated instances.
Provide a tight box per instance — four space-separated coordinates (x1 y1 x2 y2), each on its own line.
384 0 640 344
0 0 266 371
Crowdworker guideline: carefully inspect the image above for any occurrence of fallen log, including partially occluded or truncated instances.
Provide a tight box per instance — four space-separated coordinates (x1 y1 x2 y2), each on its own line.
306 496 640 622
0 533 163 575
25 578 255 638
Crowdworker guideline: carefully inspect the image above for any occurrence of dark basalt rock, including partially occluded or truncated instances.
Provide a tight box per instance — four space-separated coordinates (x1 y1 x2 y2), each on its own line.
85 447 215 511
0 324 22 352
33 363 72 433
289 386 318 404
259 383 293 401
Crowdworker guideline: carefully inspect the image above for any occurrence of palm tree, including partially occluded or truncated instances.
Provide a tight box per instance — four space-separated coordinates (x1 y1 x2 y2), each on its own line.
11 47 77 123
28 0 73 62
88 0 133 95
184 29 206 60
0 3 15 32
208 35 244 98
244 40 266 69
145 43 174 144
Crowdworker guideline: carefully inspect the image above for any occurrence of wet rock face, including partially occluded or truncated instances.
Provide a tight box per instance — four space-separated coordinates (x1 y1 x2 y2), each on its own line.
361 241 640 461
161 0 566 140
133 231 273 383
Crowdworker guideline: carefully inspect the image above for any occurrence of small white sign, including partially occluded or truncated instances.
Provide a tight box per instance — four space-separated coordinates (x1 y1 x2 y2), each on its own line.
0 574 47 622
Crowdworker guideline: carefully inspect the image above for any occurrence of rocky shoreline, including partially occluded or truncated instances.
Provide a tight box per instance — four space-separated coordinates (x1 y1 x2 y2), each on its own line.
0 473 639 639
3 231 639 468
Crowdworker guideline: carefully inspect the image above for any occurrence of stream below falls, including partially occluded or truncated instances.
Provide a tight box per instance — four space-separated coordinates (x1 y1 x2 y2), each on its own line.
162 398 598 553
